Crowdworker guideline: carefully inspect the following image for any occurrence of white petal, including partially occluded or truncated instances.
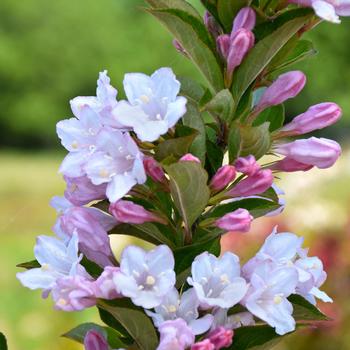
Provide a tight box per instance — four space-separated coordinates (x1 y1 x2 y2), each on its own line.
151 67 180 101
106 174 136 202
123 73 154 105
312 0 341 22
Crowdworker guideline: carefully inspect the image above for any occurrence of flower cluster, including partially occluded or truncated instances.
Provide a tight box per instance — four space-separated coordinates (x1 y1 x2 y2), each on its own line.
16 1 346 350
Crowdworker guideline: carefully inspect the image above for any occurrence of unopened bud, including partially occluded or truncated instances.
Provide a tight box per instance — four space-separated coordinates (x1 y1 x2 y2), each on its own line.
215 208 253 232
204 11 222 38
84 330 109 350
234 155 260 176
144 157 166 183
210 165 236 191
232 7 256 33
179 153 201 163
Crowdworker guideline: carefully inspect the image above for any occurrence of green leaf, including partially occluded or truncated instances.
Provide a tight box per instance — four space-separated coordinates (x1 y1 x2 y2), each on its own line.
229 325 287 350
145 0 202 19
62 322 127 349
232 10 313 102
98 299 158 350
289 294 330 322
206 139 225 177
179 76 206 103
217 0 247 32
182 102 207 163
155 130 198 162
253 104 285 132
174 236 220 274
166 162 210 230
206 198 280 219
203 89 235 123
16 259 40 269
228 126 242 163
147 8 224 92
200 0 220 22
110 223 175 248
0 332 8 350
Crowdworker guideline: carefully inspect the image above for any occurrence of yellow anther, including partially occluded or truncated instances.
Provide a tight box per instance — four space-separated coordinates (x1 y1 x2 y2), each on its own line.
273 295 283 305
57 298 67 306
41 263 50 271
146 275 156 286
99 169 109 178
71 141 79 149
168 305 177 313
140 95 150 103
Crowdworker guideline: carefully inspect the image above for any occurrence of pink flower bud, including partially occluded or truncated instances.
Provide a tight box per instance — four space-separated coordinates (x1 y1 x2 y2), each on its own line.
210 165 236 191
109 200 167 225
52 276 96 312
227 29 254 78
179 153 201 163
227 169 274 197
232 7 256 33
143 157 166 183
204 11 222 38
208 327 234 350
173 39 188 57
256 71 306 111
215 208 253 232
275 137 341 169
234 155 260 176
64 175 107 206
279 102 342 136
270 157 314 172
94 266 122 300
191 339 215 350
84 330 109 350
217 34 231 59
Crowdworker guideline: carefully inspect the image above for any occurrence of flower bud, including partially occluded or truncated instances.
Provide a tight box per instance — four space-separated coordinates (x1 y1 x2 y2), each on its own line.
210 165 236 191
227 29 255 78
217 34 231 59
143 157 166 183
52 276 96 312
208 327 234 349
270 157 314 172
234 155 260 176
94 266 122 300
275 137 341 169
227 169 273 197
191 339 215 350
64 175 107 206
256 71 306 111
204 11 222 38
84 330 109 350
215 208 253 232
232 7 256 33
279 102 342 136
173 39 188 57
109 200 167 225
180 153 201 163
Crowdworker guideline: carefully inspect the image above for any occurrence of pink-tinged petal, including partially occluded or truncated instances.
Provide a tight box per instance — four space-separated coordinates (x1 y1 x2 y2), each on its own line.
312 0 340 22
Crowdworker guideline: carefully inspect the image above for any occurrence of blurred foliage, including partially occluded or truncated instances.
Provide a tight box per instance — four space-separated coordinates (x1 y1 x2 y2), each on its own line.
0 0 349 149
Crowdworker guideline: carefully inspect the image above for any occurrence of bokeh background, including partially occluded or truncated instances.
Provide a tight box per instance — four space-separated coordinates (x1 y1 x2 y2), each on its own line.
0 0 349 349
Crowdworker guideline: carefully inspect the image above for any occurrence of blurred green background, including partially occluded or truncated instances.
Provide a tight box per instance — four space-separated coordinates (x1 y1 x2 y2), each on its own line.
0 0 350 349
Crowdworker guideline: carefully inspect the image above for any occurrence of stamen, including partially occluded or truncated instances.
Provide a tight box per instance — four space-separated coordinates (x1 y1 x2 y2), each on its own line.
140 95 150 103
146 275 156 286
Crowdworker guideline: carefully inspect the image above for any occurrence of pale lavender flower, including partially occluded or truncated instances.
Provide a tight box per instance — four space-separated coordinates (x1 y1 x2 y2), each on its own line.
16 233 86 296
57 106 103 177
84 330 109 350
242 262 298 335
85 129 146 203
94 266 122 300
157 319 195 350
187 252 248 309
113 68 187 142
146 288 213 335
64 175 107 206
275 137 341 169
52 275 97 311
211 308 255 330
113 245 176 309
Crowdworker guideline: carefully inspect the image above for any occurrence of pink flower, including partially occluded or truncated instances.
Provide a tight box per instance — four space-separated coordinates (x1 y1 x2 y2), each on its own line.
215 208 253 233
270 158 314 172
109 200 167 225
210 165 236 191
275 137 341 169
84 330 109 350
227 169 273 197
180 153 201 163
234 155 260 176
232 7 256 33
191 339 215 350
144 157 166 183
208 327 234 349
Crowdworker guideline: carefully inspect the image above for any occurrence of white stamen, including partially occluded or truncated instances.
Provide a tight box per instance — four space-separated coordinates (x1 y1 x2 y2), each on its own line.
146 275 156 286
168 305 177 313
138 285 144 290
220 274 230 284
41 263 50 271
132 270 140 277
273 295 283 305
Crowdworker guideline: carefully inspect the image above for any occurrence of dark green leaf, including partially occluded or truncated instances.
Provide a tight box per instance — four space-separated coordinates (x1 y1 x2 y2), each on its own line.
206 198 280 219
253 104 285 132
179 76 206 103
16 259 40 269
174 236 220 274
0 332 8 350
62 322 127 349
203 89 235 123
228 126 242 163
206 139 225 176
147 8 224 92
166 162 210 230
229 325 287 350
98 299 158 350
217 0 247 32
232 10 313 102
110 222 175 248
289 294 330 322
80 256 104 278
200 0 220 23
